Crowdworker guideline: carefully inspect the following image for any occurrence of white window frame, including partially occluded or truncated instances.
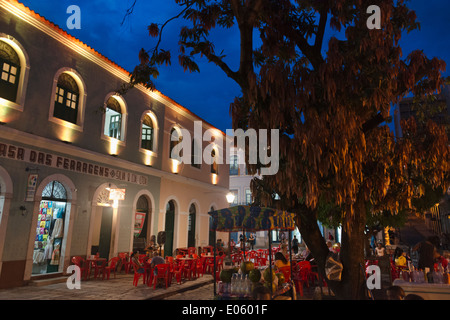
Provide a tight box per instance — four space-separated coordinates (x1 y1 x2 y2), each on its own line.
48 68 87 132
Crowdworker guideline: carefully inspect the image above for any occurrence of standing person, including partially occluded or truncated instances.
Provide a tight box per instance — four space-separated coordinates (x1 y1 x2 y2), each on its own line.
375 242 386 257
249 233 255 250
292 235 299 254
413 237 437 271
229 238 236 252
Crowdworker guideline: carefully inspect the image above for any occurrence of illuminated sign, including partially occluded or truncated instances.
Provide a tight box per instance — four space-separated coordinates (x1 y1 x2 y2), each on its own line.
109 188 126 201
0 142 148 186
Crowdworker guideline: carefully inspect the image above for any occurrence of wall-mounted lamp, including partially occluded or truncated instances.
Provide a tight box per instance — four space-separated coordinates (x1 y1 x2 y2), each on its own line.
226 192 235 204
109 138 119 156
212 173 218 185
171 159 180 174
19 205 27 216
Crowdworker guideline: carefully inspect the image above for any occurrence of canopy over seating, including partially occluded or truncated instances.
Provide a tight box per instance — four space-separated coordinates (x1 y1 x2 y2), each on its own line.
208 205 296 232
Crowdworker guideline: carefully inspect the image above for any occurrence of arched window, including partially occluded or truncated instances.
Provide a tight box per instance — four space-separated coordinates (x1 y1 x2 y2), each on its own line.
141 114 154 151
104 96 123 140
42 180 67 201
53 73 79 124
0 40 20 102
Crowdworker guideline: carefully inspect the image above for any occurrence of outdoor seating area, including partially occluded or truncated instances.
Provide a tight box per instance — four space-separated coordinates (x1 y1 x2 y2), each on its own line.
69 243 325 298
69 246 225 290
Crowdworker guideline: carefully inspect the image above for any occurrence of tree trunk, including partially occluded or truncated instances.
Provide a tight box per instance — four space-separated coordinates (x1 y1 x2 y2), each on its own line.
332 192 368 300
295 194 368 300
334 212 367 299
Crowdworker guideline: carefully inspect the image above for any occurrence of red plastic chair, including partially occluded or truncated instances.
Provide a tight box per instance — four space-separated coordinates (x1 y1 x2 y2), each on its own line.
278 266 292 282
132 263 147 286
71 256 89 280
256 257 268 267
196 256 207 277
248 251 258 264
152 264 170 289
118 252 132 273
165 256 174 263
184 259 198 280
101 257 120 280
206 256 223 274
172 261 185 285
296 261 319 287
292 264 308 296
90 259 107 279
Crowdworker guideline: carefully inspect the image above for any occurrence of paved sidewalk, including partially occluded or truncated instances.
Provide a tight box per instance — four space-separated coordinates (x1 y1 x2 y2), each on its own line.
0 272 214 300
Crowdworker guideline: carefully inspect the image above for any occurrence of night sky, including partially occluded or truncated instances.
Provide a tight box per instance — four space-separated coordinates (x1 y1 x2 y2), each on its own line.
18 0 450 133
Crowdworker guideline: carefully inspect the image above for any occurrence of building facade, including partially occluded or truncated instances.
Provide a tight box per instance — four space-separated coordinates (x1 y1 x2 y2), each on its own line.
394 85 450 247
0 0 229 288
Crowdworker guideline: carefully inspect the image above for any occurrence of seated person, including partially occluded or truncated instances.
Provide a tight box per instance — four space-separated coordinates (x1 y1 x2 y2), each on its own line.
274 252 290 270
395 251 409 268
150 255 166 275
130 251 145 274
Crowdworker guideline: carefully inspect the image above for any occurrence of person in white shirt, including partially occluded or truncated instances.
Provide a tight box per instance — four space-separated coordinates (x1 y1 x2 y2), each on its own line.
375 242 386 257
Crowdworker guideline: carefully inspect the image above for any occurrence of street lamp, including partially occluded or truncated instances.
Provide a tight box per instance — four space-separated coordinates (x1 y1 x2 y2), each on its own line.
226 192 235 204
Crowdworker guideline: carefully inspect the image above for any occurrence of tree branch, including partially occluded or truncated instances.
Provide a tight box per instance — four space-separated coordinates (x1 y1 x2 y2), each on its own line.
314 4 328 55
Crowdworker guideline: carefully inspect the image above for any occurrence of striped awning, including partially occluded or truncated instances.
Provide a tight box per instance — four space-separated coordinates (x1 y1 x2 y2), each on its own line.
208 205 296 231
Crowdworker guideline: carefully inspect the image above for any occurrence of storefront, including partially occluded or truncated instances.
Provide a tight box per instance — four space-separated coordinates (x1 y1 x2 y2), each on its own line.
32 180 67 275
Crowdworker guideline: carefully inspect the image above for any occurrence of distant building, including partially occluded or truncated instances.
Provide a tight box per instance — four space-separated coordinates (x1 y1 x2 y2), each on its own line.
394 84 450 139
394 85 450 248
228 147 340 249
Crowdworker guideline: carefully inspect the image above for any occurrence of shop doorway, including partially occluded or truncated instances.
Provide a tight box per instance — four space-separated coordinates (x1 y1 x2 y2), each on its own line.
98 207 113 259
32 181 67 275
164 200 175 257
188 203 196 248
133 195 151 251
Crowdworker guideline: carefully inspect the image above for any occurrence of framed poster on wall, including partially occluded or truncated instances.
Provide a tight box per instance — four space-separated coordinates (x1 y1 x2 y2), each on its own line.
25 174 38 201
134 212 146 237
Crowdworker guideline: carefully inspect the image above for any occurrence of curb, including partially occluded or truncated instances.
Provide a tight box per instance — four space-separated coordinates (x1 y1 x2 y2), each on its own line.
147 278 214 300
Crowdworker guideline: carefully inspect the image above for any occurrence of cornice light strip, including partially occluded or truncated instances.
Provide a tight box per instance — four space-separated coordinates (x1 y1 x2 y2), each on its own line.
0 1 227 135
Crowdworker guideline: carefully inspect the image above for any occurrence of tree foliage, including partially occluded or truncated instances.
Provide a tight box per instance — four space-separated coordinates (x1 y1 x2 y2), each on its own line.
127 0 450 299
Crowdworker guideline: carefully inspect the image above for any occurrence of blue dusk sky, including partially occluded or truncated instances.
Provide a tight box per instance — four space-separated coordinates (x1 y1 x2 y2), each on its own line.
18 0 450 133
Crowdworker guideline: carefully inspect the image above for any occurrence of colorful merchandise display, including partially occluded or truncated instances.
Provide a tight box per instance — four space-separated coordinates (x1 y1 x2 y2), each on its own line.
32 200 66 274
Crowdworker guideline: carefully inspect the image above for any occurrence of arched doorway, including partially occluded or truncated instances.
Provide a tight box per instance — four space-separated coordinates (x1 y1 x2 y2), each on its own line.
164 200 175 257
0 166 13 278
32 180 67 275
133 195 151 251
188 203 196 248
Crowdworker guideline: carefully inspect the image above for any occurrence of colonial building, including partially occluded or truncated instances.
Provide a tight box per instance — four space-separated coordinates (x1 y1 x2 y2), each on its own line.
0 0 229 288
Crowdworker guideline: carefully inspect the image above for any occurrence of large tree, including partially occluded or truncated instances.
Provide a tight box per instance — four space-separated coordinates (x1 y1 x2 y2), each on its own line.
124 0 449 299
